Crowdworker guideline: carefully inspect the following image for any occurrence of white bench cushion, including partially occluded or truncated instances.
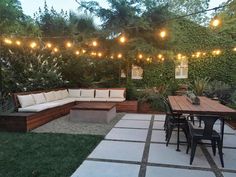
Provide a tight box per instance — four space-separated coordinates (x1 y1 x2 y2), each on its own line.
110 89 125 98
32 93 46 104
92 98 107 102
68 89 81 97
44 91 56 102
50 98 75 106
95 89 109 98
107 98 125 102
18 102 61 112
81 89 94 98
54 90 63 100
17 95 35 108
61 89 69 98
74 97 91 102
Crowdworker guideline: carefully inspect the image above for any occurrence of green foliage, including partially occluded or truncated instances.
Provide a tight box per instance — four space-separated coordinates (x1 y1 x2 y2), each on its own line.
190 77 210 96
125 81 138 100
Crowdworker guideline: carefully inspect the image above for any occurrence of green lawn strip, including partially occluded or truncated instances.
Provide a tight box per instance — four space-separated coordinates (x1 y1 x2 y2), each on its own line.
0 132 103 177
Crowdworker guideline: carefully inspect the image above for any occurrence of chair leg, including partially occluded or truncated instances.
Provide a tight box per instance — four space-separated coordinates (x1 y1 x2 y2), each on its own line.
211 140 216 156
217 139 224 168
199 118 202 128
166 126 173 146
190 140 197 165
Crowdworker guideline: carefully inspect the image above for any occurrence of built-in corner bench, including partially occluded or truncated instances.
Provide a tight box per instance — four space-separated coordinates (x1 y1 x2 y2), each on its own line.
0 88 138 132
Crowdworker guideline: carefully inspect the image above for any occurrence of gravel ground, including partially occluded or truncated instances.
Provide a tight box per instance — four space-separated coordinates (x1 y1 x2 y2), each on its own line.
32 113 125 136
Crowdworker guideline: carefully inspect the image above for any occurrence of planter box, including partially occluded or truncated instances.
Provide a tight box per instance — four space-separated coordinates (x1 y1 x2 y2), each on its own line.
138 101 164 114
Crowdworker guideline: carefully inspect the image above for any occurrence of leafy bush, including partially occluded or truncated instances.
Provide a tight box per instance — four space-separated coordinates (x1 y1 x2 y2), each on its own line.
190 77 210 96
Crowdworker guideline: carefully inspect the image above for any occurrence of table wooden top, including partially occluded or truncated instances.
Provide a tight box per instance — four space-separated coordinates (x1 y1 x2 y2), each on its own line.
72 102 116 111
168 96 236 116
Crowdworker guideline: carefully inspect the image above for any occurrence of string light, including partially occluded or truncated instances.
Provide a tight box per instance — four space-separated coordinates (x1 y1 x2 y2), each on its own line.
75 50 80 55
212 49 221 55
110 55 114 59
15 40 21 46
66 42 72 48
233 47 236 52
146 57 152 63
161 57 165 61
119 36 126 43
46 43 52 48
4 38 12 44
117 53 122 59
158 54 162 59
211 17 221 27
53 47 59 52
138 54 143 59
30 42 37 49
82 49 86 53
92 41 98 47
98 52 102 57
159 30 167 38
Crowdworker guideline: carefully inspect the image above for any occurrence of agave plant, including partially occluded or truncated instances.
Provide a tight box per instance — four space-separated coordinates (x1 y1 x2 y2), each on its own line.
191 77 210 96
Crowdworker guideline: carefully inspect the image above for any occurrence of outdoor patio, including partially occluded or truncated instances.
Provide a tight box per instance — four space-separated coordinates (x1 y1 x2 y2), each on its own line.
71 114 236 177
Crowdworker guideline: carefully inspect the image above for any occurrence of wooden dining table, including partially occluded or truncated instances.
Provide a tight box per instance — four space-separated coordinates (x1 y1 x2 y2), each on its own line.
168 96 236 151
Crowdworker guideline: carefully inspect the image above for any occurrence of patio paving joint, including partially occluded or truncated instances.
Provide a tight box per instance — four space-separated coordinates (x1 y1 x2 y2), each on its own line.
138 115 155 177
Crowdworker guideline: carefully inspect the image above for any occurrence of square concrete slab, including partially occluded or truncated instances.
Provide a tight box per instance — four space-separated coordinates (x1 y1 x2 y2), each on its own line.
115 120 150 129
207 147 236 170
88 140 145 162
202 134 236 148
71 160 140 177
214 124 235 135
146 166 216 177
222 172 236 177
122 114 152 121
153 121 165 130
148 144 210 168
151 130 186 144
105 128 148 142
154 114 166 121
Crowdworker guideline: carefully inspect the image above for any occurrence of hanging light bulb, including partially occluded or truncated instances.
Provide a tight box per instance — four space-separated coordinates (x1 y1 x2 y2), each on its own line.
211 17 221 27
119 36 126 43
46 43 52 48
82 49 86 53
66 42 72 48
4 38 12 44
233 47 236 52
53 47 59 52
117 53 122 58
158 54 162 59
138 54 143 59
159 30 167 38
16 40 21 46
92 41 98 47
98 52 102 57
75 51 80 55
30 42 37 49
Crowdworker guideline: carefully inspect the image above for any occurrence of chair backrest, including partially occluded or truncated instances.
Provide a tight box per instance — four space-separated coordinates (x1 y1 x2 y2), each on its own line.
196 115 221 139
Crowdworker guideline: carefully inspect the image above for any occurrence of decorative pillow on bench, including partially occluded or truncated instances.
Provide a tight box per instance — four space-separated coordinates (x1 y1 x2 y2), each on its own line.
95 89 109 98
110 89 125 98
44 91 56 102
68 89 81 97
81 89 94 98
17 95 36 108
61 89 69 98
32 93 47 104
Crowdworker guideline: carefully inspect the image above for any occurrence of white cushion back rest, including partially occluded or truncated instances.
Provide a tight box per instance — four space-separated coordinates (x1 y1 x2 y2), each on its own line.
81 89 94 98
44 91 56 102
110 90 125 98
54 90 63 100
61 90 69 98
32 93 46 104
96 90 109 98
17 95 35 108
68 89 81 97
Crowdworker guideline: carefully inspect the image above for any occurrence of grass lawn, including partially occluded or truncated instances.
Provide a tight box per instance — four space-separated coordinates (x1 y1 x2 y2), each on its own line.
0 132 103 177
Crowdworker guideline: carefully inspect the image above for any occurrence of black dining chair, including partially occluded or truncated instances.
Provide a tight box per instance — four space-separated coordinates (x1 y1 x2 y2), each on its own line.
163 99 189 146
186 115 224 167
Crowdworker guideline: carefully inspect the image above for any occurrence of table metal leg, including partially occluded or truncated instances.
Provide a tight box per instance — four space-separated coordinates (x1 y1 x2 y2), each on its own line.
176 114 181 151
221 118 225 147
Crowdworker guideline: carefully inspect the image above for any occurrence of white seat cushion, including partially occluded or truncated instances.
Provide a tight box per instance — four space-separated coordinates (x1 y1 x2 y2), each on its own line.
61 89 69 98
50 98 75 105
32 93 46 104
44 91 56 102
92 98 107 102
18 102 61 112
110 89 125 98
74 97 91 102
54 90 63 100
81 89 94 98
107 98 125 102
17 95 35 108
68 89 81 97
95 89 109 98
